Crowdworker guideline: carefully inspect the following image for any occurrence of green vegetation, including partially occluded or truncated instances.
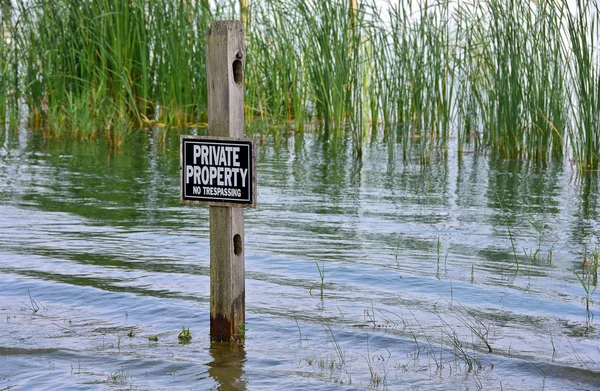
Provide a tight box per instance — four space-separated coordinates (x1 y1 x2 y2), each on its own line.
234 321 247 344
107 366 131 386
566 0 600 171
310 260 325 299
178 327 192 344
576 248 599 333
1 0 600 170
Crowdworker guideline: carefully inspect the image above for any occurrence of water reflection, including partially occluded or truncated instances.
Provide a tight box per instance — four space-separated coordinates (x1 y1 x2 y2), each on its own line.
207 343 247 391
1 129 600 390
573 172 600 247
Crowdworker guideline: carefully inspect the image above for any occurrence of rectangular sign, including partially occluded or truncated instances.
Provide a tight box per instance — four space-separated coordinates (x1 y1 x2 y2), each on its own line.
180 136 256 207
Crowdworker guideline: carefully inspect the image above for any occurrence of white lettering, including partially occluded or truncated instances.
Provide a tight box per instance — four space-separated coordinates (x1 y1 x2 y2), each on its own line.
225 146 233 166
193 145 201 164
231 168 239 186
211 145 219 166
194 166 201 184
232 147 240 167
224 167 233 187
201 166 210 184
201 145 209 165
218 147 226 166
209 166 218 185
186 166 193 184
217 167 224 186
240 168 248 187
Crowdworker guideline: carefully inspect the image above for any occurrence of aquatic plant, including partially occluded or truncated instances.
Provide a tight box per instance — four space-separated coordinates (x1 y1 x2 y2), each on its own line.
0 24 7 126
457 0 568 160
178 327 192 344
565 0 600 172
296 0 362 138
1 1 19 127
364 334 390 389
11 0 213 141
233 321 247 344
293 310 303 340
576 248 598 333
107 367 131 385
310 260 325 300
22 289 44 313
323 323 345 365
3 0 600 168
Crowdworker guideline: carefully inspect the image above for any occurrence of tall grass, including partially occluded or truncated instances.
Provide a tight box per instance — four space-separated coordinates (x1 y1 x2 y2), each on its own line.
245 0 307 127
1 1 18 127
297 0 362 138
381 1 455 160
453 0 567 161
3 0 600 170
0 19 8 126
526 0 567 161
566 0 600 172
9 0 213 142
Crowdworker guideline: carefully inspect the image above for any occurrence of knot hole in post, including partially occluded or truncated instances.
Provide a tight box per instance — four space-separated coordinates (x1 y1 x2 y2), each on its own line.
233 234 242 256
233 51 244 85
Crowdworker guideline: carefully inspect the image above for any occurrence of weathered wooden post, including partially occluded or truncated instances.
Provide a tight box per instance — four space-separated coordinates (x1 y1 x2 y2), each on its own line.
207 20 247 342
180 20 255 342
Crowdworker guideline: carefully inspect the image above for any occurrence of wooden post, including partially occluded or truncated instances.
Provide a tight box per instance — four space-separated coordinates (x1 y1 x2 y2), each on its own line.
206 20 246 342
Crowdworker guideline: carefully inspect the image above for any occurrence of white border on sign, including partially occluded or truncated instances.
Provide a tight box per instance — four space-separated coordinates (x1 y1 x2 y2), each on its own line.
182 139 252 203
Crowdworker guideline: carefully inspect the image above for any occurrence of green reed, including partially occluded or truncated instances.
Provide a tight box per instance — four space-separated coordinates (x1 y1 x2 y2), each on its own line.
296 0 361 138
525 0 567 161
149 0 210 125
0 22 7 126
384 0 454 158
481 0 527 157
453 0 482 153
2 1 20 127
566 0 600 172
245 0 307 127
4 0 600 169
453 0 568 161
10 0 213 141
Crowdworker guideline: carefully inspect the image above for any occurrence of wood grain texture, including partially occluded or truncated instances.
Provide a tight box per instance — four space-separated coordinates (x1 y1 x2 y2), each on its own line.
207 20 246 342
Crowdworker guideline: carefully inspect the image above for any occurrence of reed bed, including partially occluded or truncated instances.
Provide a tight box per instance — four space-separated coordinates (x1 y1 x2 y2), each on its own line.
0 25 7 126
4 0 213 141
1 2 17 127
2 0 600 171
456 0 568 161
566 0 600 171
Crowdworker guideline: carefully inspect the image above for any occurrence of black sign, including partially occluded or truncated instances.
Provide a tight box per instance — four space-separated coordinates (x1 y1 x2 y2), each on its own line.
180 136 256 207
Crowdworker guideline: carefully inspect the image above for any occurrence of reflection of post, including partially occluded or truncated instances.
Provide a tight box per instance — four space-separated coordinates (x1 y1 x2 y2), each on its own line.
206 21 246 342
207 343 247 391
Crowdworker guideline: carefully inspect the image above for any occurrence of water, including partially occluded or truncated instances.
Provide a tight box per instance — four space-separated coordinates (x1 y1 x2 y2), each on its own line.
1 127 599 390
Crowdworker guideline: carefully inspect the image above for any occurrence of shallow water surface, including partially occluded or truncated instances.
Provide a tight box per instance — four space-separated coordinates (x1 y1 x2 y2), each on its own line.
0 129 599 390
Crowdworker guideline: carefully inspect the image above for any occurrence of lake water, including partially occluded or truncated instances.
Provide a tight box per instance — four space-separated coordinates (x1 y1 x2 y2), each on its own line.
0 127 599 390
